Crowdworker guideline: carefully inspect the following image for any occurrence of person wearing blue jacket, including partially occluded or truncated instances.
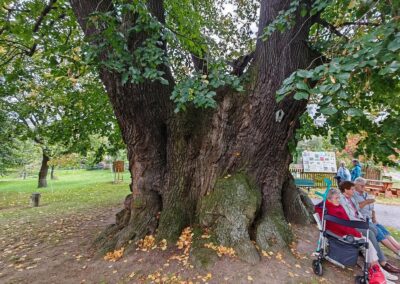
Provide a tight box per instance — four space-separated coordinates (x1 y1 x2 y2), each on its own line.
351 159 362 181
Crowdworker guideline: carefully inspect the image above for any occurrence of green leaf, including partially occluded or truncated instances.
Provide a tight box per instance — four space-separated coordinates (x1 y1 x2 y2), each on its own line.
320 107 338 115
296 69 314 78
294 92 309 100
347 108 363 117
336 72 351 83
320 96 332 105
295 81 309 91
121 73 129 85
300 5 308 17
387 37 400 52
379 61 400 75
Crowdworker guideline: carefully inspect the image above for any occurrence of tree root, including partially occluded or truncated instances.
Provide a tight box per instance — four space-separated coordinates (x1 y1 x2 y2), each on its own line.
197 173 261 264
93 191 161 255
254 211 294 251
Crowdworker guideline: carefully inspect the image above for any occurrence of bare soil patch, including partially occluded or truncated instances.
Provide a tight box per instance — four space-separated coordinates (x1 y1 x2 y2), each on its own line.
0 204 386 284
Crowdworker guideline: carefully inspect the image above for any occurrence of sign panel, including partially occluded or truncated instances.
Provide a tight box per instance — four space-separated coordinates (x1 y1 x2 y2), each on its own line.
302 151 337 173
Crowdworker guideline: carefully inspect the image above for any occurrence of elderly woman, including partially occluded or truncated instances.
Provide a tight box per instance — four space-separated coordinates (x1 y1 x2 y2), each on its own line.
337 161 351 183
338 181 400 277
315 189 392 283
354 177 400 258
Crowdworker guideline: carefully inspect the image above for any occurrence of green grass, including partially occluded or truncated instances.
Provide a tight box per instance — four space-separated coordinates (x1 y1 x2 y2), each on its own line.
0 169 130 223
387 226 400 242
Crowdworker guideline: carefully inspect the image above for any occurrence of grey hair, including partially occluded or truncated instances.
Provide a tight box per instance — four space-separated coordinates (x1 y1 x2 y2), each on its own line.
327 189 340 201
354 177 367 185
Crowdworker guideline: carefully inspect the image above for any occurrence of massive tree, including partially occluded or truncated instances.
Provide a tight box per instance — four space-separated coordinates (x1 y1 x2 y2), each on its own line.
2 0 399 263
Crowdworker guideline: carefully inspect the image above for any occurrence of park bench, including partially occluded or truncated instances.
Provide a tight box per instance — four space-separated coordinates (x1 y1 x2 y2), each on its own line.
294 178 315 192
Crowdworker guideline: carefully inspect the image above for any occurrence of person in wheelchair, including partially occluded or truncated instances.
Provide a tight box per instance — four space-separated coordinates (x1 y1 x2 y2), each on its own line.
315 189 397 283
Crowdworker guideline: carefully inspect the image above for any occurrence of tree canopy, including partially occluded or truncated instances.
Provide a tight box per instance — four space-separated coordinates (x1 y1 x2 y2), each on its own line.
0 0 399 164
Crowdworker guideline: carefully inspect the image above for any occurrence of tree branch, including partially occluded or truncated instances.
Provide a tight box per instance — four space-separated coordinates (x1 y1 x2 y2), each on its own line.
318 19 348 40
338 21 380 27
230 52 255 76
33 0 58 33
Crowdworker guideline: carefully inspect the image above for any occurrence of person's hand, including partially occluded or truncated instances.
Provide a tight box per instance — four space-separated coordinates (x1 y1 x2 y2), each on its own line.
367 199 376 204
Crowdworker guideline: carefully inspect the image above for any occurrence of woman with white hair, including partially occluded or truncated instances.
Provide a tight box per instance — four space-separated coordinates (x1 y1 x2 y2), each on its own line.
337 161 351 183
354 177 400 258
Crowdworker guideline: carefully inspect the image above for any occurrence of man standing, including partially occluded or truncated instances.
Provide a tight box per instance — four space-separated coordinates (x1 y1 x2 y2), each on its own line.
351 159 362 181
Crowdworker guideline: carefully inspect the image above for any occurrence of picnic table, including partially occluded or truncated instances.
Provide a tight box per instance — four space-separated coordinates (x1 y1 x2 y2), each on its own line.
365 179 399 198
294 178 315 192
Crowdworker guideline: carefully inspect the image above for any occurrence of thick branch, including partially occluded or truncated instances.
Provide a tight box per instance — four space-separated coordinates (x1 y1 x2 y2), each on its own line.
69 0 114 37
318 19 349 40
33 0 57 33
230 52 255 76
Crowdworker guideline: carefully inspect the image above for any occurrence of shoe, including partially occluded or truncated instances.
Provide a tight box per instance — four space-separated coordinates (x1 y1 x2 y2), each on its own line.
369 264 387 284
382 262 400 274
381 266 399 281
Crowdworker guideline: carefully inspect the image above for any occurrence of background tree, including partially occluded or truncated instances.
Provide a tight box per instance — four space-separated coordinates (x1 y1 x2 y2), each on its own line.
1 0 399 264
0 0 123 187
0 109 18 175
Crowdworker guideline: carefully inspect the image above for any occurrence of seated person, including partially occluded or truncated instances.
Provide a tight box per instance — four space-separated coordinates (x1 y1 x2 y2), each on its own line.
354 177 400 258
315 189 391 283
339 181 400 275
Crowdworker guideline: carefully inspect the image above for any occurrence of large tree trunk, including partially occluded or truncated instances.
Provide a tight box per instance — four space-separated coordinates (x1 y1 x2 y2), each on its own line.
71 0 316 263
38 151 49 188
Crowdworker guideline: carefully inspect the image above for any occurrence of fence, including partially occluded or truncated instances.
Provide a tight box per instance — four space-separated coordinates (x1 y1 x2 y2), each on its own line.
289 164 382 188
289 166 337 187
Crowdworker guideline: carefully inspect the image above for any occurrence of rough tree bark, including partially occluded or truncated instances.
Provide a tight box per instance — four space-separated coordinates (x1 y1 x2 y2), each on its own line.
38 150 49 188
70 0 316 263
50 165 55 180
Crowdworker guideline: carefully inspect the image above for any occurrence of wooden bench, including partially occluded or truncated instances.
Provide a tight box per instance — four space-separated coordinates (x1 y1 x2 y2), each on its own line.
391 188 400 198
294 178 315 192
365 179 396 198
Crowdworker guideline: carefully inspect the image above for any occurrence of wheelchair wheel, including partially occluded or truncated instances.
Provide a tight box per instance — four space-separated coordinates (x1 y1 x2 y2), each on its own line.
312 259 323 276
354 275 367 284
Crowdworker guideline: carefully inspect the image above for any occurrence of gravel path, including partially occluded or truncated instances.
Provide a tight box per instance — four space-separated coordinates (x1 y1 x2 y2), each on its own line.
312 198 400 230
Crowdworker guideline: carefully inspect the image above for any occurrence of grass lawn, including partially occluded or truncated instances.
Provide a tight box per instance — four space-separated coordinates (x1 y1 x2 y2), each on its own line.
0 169 130 223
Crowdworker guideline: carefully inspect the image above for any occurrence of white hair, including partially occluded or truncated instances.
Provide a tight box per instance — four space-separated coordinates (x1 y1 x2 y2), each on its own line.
327 189 340 201
354 177 367 185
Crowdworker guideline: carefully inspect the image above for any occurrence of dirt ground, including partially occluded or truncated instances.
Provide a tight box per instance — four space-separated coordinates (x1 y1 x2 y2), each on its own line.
0 203 393 284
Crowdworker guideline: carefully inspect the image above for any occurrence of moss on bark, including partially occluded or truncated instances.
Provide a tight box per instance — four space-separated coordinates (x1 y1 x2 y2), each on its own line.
189 227 219 269
157 203 190 243
198 173 262 264
254 211 294 251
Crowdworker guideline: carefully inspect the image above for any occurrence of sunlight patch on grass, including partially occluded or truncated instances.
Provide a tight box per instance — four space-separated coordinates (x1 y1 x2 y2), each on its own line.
0 170 129 224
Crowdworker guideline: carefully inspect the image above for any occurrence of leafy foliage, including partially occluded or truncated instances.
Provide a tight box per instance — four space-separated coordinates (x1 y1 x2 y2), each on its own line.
84 0 258 111
272 0 400 164
0 0 123 163
1 0 399 164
